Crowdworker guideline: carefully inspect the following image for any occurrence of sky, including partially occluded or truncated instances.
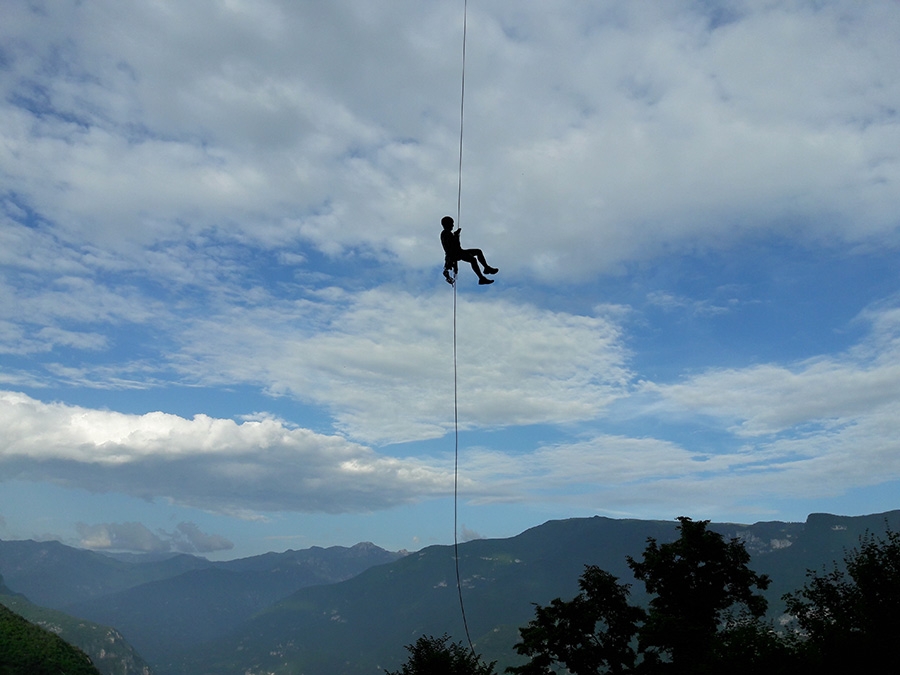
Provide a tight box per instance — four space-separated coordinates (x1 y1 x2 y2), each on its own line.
2 0 900 561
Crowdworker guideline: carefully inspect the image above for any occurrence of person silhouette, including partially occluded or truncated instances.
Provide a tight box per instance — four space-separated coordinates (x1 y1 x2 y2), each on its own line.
440 216 498 285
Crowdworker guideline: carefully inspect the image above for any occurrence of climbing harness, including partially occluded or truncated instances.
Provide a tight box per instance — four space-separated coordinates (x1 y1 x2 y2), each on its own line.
452 0 476 656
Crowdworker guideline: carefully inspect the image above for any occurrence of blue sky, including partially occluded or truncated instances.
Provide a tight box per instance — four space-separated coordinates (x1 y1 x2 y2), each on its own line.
2 0 900 560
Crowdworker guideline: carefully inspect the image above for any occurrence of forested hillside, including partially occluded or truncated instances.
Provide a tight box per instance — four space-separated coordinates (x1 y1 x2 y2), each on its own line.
0 602 102 675
0 589 151 675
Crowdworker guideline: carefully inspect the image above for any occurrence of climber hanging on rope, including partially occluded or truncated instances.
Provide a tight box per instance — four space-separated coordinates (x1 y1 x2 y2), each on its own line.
440 216 498 285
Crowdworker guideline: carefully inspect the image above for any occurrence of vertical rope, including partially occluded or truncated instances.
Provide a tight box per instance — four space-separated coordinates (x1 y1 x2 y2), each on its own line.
454 268 474 652
453 0 476 657
456 0 467 228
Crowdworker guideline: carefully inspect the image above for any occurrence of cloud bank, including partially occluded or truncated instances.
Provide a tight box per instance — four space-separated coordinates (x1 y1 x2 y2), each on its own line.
3 302 900 520
174 289 631 444
0 391 450 514
76 520 234 554
2 1 898 283
2 1 900 543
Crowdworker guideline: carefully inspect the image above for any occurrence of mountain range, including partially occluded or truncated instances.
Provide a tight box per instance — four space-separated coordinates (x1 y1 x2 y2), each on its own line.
180 511 900 674
2 510 899 674
0 539 403 670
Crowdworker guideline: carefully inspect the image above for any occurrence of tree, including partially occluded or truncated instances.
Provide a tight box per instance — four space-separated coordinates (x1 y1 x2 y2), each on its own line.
509 517 772 674
627 517 770 672
387 634 497 675
508 566 643 675
783 526 900 673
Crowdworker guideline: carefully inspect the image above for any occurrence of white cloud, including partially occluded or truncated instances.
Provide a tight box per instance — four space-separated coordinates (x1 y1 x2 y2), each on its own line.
643 306 900 437
646 291 734 317
2 1 900 537
0 0 460 263
76 521 170 553
450 1 900 279
173 521 234 553
569 304 900 511
1 1 898 282
443 302 900 515
173 288 632 444
0 391 450 514
457 404 900 518
0 217 166 357
5 294 900 521
75 520 234 553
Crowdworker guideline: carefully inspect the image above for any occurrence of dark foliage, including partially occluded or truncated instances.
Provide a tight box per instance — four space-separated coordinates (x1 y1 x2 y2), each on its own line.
386 634 497 675
508 566 643 674
784 525 900 673
0 603 102 675
509 517 900 674
627 517 770 672
509 517 781 674
705 616 802 675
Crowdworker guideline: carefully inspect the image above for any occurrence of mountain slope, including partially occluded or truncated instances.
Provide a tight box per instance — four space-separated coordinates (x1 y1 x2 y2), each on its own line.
0 540 210 609
0 589 151 675
0 538 403 670
180 511 900 675
63 543 404 665
174 517 722 674
0 601 102 675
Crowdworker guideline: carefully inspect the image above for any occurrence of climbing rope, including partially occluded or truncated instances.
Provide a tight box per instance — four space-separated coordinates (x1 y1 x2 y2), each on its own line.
452 0 476 656
455 0 467 229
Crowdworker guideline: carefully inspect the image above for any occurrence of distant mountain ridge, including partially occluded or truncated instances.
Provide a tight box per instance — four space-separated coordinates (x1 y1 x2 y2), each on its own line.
0 538 405 667
65 543 404 663
180 510 900 675
0 539 211 608
3 511 899 675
